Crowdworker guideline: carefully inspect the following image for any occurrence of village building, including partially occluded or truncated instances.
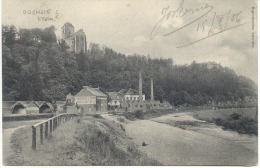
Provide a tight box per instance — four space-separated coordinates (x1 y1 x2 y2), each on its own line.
2 101 17 115
3 101 53 115
119 72 172 112
56 101 66 113
61 22 87 54
38 102 53 113
66 93 75 105
26 101 40 114
74 86 107 114
107 92 124 109
206 62 221 69
10 101 29 114
124 88 145 101
66 106 79 114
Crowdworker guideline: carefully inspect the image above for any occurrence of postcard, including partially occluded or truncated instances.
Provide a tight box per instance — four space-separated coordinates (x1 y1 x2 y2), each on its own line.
2 0 258 166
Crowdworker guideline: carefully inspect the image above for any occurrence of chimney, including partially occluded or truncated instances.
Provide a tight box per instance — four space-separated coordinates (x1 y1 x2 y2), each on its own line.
151 78 154 101
139 71 142 101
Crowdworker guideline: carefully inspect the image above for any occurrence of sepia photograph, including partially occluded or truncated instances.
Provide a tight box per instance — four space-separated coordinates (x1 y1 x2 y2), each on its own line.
1 0 258 166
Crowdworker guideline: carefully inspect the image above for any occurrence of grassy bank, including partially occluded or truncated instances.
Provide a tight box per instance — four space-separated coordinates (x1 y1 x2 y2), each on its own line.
3 113 54 122
3 119 46 129
5 117 161 166
193 108 258 136
123 109 178 120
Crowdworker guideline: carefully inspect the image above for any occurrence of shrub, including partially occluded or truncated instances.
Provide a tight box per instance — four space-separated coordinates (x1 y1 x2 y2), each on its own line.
214 114 257 135
142 141 147 146
93 114 103 119
135 110 144 120
76 118 81 123
215 118 223 126
228 113 241 120
117 117 125 123
123 112 136 121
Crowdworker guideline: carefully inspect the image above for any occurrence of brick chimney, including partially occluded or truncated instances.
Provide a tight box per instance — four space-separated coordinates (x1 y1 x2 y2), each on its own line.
139 71 142 101
151 78 154 101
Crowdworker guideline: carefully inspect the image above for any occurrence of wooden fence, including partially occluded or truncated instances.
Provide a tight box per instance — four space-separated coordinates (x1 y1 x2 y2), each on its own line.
31 113 79 150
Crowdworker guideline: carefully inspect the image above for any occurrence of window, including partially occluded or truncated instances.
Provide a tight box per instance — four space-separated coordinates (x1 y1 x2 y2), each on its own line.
130 97 132 100
134 97 136 100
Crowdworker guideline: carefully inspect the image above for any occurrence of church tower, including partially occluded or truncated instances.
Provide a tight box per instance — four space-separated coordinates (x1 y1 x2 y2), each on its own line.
61 22 74 39
61 22 87 54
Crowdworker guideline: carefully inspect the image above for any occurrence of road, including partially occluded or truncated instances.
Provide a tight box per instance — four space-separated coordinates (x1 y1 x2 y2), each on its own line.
2 119 46 165
3 125 28 165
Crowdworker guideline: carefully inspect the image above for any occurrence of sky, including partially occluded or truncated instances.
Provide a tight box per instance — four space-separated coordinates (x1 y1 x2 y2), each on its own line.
2 0 258 82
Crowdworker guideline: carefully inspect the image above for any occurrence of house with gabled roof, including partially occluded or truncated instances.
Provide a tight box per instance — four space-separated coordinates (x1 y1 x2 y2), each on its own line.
66 93 75 105
107 92 124 109
56 101 66 113
2 101 54 115
39 102 53 113
2 101 17 115
10 101 28 114
26 101 40 114
74 86 107 113
124 88 145 101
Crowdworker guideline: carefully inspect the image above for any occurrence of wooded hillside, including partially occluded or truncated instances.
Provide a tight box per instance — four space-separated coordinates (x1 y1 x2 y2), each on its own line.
2 25 257 106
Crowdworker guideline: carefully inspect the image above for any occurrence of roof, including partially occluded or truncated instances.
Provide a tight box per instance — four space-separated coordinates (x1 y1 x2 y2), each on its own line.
65 29 86 40
62 22 74 28
35 101 45 106
74 29 85 36
38 102 53 108
67 93 72 96
56 101 66 104
118 89 127 95
125 88 139 95
75 86 107 97
2 101 17 108
4 101 53 110
10 101 29 109
27 101 40 108
107 92 124 100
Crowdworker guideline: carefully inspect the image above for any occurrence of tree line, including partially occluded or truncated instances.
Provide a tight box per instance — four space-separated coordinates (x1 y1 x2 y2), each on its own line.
2 25 257 106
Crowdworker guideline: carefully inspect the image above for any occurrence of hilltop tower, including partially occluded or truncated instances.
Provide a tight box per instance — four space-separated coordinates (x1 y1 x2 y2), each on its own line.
61 22 87 54
61 22 74 39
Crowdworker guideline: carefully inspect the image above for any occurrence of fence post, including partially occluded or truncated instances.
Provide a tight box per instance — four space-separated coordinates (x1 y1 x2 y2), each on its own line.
53 119 55 131
56 117 58 128
54 118 57 130
32 126 36 150
50 119 53 135
53 118 55 130
55 118 57 128
45 122 48 138
40 124 43 144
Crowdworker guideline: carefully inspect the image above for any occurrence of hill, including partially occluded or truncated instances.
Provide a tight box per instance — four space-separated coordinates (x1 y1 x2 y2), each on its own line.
2 25 257 106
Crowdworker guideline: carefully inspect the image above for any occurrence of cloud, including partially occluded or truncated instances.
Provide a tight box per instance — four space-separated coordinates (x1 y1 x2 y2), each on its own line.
161 17 184 29
132 35 148 47
2 0 257 82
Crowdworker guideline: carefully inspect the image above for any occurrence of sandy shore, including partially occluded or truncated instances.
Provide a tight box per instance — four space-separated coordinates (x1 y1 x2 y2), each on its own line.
103 113 257 166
